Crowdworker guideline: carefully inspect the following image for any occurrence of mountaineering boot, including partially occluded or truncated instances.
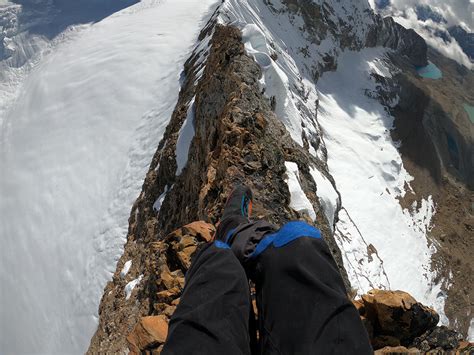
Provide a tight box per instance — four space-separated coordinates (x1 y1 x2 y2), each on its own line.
215 184 254 245
221 184 253 220
214 185 276 272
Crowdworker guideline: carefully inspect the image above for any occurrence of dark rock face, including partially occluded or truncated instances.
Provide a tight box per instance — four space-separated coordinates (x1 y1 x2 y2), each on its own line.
415 5 447 24
280 0 428 71
370 17 428 67
448 26 474 61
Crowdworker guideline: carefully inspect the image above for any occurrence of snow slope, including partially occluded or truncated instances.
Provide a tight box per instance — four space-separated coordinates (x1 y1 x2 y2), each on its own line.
285 161 317 221
0 0 219 353
317 49 446 322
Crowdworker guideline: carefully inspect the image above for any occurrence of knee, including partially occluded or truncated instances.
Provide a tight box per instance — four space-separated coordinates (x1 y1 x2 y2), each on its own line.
250 221 323 259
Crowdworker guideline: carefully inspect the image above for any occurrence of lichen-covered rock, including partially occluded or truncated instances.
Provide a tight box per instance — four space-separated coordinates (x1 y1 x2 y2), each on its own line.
411 326 463 351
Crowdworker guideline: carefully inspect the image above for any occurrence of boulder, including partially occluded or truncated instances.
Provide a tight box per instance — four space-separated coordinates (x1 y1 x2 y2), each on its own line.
361 289 439 343
127 316 168 355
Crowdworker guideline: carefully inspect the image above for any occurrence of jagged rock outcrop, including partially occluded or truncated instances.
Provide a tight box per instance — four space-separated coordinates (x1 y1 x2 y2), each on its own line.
369 16 427 67
356 289 439 346
126 315 168 355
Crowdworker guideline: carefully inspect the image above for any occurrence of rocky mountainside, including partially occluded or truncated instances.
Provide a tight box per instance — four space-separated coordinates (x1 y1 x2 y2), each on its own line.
88 0 473 353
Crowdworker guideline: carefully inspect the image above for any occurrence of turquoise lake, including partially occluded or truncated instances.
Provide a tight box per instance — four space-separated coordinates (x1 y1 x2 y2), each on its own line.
416 61 442 79
463 104 474 124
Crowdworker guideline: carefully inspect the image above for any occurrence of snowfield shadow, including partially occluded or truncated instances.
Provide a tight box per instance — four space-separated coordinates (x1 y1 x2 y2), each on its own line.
0 0 139 66
10 0 140 39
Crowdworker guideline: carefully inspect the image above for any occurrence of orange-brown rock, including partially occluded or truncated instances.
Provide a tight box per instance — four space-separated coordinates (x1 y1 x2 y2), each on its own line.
166 221 216 270
361 289 439 343
127 316 168 355
181 221 215 242
163 305 177 317
374 346 420 354
456 341 473 354
160 265 185 290
156 287 181 303
352 299 365 315
171 298 180 306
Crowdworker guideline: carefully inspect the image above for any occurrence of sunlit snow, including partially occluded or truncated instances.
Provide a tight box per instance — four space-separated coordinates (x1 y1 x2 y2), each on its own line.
120 260 132 279
175 97 196 175
309 166 339 229
125 274 143 300
284 161 316 221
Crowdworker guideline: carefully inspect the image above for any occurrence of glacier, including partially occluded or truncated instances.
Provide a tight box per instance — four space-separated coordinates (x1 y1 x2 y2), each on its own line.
0 0 219 353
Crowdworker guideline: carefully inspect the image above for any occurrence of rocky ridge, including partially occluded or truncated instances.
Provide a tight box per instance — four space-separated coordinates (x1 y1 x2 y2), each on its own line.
88 20 347 353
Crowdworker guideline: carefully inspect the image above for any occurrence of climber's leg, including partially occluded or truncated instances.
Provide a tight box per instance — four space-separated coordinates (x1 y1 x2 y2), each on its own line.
251 221 372 354
162 241 252 355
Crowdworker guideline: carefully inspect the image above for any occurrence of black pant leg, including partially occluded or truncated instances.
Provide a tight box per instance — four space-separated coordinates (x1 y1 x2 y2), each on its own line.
253 222 372 355
162 242 252 355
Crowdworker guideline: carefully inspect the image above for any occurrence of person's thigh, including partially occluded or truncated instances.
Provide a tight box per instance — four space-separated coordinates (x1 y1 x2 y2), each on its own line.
162 242 252 355
253 223 372 354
